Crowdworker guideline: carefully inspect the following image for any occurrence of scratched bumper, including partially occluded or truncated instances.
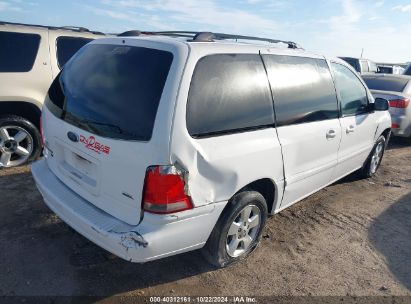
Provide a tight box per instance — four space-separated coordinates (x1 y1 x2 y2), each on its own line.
31 158 226 263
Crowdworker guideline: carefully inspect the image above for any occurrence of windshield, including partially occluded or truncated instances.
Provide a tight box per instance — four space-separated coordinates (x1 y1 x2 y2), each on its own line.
47 43 173 141
363 77 409 92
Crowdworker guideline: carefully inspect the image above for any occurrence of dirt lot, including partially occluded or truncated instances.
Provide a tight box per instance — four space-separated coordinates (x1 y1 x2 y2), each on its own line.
0 138 410 300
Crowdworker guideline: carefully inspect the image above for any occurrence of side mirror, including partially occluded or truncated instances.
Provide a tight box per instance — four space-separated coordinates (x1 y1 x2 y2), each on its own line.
373 98 389 111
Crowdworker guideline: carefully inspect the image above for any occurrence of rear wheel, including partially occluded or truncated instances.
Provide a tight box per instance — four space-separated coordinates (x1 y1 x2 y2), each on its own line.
201 191 267 268
0 115 41 168
360 135 386 178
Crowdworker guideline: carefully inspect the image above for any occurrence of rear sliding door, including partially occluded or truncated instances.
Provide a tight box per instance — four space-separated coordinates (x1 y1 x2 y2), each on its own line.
262 54 341 209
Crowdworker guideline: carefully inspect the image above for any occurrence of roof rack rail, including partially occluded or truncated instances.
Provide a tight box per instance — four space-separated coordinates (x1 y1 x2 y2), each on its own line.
60 26 89 32
118 30 143 37
0 21 105 35
117 30 158 37
153 31 301 49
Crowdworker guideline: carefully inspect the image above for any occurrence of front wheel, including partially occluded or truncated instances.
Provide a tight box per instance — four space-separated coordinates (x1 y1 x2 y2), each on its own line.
0 115 42 168
360 135 386 178
201 191 267 268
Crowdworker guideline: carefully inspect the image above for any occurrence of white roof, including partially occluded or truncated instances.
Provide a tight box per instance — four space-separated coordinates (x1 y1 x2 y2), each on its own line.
104 34 326 59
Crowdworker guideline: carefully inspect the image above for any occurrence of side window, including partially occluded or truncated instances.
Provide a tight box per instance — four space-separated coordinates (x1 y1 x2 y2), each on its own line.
186 54 275 137
0 31 40 72
331 63 369 116
262 55 339 127
56 36 93 68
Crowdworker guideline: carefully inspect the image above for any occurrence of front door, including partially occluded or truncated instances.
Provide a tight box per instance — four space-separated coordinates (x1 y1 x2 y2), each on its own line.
330 62 377 179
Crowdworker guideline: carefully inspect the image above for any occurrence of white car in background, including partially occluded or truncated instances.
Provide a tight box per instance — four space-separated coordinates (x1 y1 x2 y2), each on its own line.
0 22 105 168
32 31 391 267
339 57 378 75
377 65 405 75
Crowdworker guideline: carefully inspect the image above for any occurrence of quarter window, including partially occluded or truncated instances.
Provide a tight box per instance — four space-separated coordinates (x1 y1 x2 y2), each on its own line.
331 63 369 116
262 55 339 126
0 31 40 72
186 54 275 137
56 36 93 68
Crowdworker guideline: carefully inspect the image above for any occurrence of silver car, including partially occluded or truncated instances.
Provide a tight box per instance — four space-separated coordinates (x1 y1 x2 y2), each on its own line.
363 74 411 139
377 65 405 75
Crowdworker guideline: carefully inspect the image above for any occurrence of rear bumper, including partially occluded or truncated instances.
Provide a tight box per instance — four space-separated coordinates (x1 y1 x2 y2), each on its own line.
31 159 226 263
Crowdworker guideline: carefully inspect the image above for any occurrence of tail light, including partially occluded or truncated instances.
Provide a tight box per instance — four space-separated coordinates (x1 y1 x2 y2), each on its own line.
142 165 193 214
392 123 400 129
389 98 410 108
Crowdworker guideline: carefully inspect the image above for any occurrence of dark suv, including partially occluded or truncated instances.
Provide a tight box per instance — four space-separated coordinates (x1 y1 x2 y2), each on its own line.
339 57 378 75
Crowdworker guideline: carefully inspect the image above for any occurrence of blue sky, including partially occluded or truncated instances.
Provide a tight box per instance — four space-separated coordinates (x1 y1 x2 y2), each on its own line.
1 0 410 62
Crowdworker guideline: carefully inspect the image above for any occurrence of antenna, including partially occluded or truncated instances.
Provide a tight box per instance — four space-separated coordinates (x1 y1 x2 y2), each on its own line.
360 48 364 58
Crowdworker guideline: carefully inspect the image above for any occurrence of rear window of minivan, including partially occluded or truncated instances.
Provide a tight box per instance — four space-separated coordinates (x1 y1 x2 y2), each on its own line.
47 43 173 141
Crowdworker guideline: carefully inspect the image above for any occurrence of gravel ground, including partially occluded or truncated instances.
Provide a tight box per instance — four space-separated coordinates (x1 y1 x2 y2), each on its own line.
0 138 410 300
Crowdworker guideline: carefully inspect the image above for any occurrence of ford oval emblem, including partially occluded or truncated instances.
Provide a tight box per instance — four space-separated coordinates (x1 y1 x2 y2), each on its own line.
67 131 79 142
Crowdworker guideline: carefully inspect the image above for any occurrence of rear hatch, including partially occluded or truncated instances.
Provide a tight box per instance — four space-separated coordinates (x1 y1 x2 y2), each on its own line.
42 39 178 225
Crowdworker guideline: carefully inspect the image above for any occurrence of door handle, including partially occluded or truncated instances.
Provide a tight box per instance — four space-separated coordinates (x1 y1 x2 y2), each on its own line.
346 125 355 134
326 129 337 139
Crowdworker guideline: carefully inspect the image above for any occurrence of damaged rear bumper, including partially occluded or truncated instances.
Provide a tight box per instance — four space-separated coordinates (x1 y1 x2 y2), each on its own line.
31 159 226 263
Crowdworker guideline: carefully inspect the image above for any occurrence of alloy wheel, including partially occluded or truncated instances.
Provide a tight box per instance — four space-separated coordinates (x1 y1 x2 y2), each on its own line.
370 141 384 174
0 126 33 168
226 204 261 257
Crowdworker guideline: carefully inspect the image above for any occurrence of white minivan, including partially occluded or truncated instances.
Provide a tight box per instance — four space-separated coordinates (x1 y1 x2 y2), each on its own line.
31 32 391 267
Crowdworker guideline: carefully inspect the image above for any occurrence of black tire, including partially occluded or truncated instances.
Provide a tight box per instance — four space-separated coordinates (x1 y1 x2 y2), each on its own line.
360 135 386 178
0 115 42 168
201 191 268 268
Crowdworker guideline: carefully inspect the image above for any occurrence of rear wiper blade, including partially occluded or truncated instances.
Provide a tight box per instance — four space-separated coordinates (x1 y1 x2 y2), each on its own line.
81 120 124 134
72 118 146 140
